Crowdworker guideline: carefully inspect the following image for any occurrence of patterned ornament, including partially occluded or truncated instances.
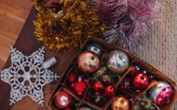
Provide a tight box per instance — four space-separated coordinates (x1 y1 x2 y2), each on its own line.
133 72 149 90
120 78 131 90
149 81 173 105
93 81 103 92
111 96 130 110
78 51 100 73
0 47 59 105
74 76 87 96
54 91 71 108
104 85 115 97
107 50 129 74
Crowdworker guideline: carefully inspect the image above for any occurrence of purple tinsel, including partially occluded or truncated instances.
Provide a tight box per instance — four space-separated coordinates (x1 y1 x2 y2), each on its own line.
96 0 161 52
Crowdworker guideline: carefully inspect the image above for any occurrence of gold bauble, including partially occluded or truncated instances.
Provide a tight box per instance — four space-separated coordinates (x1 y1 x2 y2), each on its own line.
111 96 130 110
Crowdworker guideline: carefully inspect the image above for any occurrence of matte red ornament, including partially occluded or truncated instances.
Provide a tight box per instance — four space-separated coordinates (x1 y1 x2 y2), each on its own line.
120 78 131 90
74 77 87 96
133 73 149 90
104 85 115 97
93 81 103 92
68 72 76 83
54 91 71 108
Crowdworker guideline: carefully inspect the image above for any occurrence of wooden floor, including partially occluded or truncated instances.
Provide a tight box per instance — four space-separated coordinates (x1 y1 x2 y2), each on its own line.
0 0 32 69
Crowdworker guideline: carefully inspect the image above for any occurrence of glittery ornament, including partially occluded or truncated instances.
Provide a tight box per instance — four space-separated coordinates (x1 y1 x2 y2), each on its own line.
0 47 59 105
107 50 129 74
104 85 115 97
74 76 87 96
149 81 173 105
111 96 130 110
78 51 100 73
133 73 149 90
93 81 103 92
120 78 131 90
54 91 71 108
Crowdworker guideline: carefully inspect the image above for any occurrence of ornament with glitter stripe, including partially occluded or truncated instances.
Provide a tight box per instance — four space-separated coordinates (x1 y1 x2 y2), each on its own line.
149 81 173 105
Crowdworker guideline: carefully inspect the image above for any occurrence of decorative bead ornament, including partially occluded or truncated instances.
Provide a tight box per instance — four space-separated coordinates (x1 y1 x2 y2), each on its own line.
0 47 59 105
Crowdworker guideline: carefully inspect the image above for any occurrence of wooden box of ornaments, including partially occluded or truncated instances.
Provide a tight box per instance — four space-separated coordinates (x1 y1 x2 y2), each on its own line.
48 38 177 110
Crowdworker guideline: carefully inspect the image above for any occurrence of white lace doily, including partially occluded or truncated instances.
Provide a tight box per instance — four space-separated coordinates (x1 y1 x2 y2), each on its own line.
0 47 59 105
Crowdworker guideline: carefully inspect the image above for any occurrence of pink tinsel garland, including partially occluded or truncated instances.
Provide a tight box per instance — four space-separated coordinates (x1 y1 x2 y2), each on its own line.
96 0 161 52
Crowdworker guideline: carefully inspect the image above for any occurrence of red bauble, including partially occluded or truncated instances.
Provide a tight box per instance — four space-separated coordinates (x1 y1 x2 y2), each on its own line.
120 78 131 90
133 73 149 90
68 72 76 83
74 77 87 96
54 91 71 108
104 85 115 97
93 81 103 92
128 66 140 76
65 107 72 110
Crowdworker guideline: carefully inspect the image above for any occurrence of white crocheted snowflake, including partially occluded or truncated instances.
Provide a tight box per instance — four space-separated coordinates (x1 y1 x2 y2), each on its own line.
0 47 59 105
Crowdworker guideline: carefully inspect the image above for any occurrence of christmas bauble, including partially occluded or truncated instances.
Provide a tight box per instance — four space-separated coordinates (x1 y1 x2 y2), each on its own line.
104 85 115 97
133 73 149 90
78 107 92 110
93 81 103 92
107 50 129 74
74 77 87 96
86 42 103 56
111 96 130 110
149 81 173 105
54 91 71 108
77 51 100 73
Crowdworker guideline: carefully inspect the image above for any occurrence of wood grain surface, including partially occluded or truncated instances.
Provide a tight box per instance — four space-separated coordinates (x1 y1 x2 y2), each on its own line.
0 0 32 69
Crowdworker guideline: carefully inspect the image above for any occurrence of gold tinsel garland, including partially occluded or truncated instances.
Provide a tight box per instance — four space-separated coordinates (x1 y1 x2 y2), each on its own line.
33 0 105 51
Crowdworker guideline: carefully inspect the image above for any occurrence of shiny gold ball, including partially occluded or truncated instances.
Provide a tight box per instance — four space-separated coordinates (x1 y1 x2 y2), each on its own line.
111 96 130 110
